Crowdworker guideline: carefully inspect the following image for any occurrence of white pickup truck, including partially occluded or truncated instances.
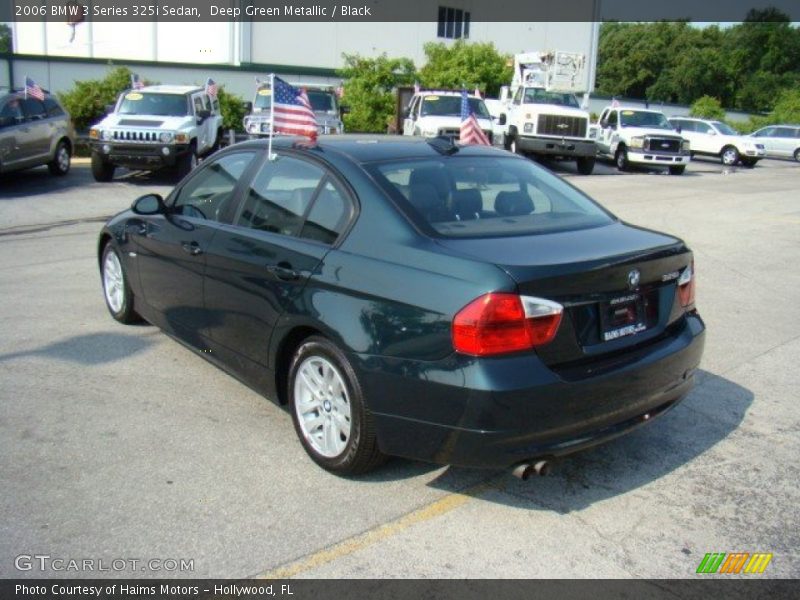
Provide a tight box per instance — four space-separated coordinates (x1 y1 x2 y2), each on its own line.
596 106 691 175
89 85 223 181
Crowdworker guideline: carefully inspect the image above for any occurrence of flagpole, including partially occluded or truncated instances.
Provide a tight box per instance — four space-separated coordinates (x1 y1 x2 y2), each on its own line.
24 76 27 99
268 73 276 161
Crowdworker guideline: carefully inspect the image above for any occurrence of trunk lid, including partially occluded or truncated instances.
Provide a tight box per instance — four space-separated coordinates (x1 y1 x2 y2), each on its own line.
435 222 692 368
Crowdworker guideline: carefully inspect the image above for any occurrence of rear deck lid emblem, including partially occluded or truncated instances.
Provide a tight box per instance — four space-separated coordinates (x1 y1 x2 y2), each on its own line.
628 269 641 289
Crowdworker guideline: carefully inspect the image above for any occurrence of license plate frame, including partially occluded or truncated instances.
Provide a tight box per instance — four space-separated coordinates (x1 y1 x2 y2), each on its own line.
600 293 647 342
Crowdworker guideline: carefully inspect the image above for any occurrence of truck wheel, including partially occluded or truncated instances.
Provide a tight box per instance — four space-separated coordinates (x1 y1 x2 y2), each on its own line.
48 140 71 176
209 129 223 154
615 146 629 171
721 146 739 166
176 144 198 179
576 156 595 175
669 165 686 175
91 153 115 182
794 148 800 162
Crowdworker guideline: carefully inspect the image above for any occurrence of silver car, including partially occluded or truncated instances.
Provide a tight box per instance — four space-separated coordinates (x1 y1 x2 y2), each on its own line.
749 125 800 162
0 90 75 176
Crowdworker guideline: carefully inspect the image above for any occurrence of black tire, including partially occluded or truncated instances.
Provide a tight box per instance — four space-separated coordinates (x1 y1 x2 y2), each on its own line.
669 165 686 175
209 129 223 154
576 156 595 175
100 243 140 324
48 140 71 176
720 145 740 166
288 336 386 475
91 153 115 182
615 145 629 171
175 144 198 179
794 148 800 162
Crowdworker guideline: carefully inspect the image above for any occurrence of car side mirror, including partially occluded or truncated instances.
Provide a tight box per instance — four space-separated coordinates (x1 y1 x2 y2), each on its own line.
132 194 165 215
498 113 507 126
242 101 253 113
105 104 115 115
196 109 211 123
599 119 608 128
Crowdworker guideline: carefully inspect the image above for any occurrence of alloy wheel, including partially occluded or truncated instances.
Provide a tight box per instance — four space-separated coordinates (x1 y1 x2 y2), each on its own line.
103 250 124 313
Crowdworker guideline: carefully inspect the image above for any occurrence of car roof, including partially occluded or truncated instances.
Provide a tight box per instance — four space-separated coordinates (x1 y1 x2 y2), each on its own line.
139 85 203 95
232 135 507 162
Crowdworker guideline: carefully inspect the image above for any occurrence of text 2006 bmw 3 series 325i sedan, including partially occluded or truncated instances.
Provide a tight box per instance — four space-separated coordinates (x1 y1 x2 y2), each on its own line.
98 136 705 476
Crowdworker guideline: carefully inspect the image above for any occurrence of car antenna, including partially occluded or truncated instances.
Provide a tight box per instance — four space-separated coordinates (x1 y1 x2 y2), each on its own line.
427 136 460 155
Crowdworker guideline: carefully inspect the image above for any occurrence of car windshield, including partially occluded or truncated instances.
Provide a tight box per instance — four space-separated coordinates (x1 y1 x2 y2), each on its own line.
420 96 490 119
307 91 336 112
254 89 272 110
369 155 614 238
620 110 672 129
522 88 580 108
712 121 739 135
117 92 188 117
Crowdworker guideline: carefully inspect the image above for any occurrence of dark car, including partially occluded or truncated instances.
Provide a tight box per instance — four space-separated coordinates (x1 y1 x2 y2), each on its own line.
98 136 705 476
0 89 74 176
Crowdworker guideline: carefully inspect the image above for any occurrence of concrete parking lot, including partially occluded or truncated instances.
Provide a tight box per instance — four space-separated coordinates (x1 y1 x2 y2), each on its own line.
0 156 798 579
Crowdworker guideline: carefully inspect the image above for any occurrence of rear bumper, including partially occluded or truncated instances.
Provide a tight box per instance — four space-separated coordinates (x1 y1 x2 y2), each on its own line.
354 313 705 469
91 142 191 169
517 136 596 158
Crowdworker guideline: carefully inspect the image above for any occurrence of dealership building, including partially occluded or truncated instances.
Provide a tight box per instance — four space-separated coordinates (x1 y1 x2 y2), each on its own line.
4 6 599 97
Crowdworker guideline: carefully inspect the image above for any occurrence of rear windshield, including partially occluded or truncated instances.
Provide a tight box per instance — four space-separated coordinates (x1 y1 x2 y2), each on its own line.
368 156 615 238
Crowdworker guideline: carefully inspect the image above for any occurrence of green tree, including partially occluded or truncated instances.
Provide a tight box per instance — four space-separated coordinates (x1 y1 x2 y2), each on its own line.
772 88 800 123
689 96 726 120
418 40 511 97
0 24 11 53
337 53 416 133
215 86 246 132
58 66 139 131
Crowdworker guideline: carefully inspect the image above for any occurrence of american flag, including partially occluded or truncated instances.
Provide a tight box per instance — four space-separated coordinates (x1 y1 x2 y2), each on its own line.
25 77 44 101
459 90 491 146
611 97 620 107
205 77 218 98
131 73 144 90
413 81 420 94
474 86 481 98
272 76 318 140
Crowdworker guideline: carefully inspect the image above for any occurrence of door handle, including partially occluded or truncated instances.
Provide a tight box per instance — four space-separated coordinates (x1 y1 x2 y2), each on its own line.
266 263 299 281
181 241 203 256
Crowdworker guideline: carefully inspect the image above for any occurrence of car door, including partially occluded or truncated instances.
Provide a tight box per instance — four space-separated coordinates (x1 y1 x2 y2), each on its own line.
774 127 797 158
203 152 353 366
0 96 27 168
133 150 259 344
403 96 418 136
19 97 52 159
599 109 618 155
692 121 717 154
752 127 778 156
191 93 214 154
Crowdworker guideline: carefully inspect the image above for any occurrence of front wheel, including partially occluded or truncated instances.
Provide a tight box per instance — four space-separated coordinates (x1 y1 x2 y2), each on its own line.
721 145 740 166
615 146 629 171
101 244 139 324
48 140 71 176
669 165 686 175
91 153 115 182
576 156 595 175
175 146 198 179
288 336 385 475
794 148 800 162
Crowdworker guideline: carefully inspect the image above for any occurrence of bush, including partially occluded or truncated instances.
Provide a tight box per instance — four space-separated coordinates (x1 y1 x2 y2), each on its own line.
419 41 512 98
337 53 417 133
689 96 726 120
216 86 247 132
58 66 141 132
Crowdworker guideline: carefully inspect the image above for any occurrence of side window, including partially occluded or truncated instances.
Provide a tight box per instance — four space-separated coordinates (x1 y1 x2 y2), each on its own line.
777 127 795 138
43 98 65 117
210 97 220 113
694 122 711 134
21 98 47 120
237 156 325 237
172 151 256 220
0 97 24 127
192 95 206 115
300 180 351 245
756 127 775 138
607 110 617 127
512 87 523 106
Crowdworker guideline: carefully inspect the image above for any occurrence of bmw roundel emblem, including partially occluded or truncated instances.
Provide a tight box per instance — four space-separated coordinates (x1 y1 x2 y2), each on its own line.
628 269 641 289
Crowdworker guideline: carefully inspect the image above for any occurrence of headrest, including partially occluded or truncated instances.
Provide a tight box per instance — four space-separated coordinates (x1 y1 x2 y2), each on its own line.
452 189 483 220
495 191 534 217
409 166 451 199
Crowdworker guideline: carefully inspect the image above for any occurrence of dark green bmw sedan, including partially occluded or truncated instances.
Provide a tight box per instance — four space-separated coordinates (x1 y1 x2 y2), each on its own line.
98 136 705 477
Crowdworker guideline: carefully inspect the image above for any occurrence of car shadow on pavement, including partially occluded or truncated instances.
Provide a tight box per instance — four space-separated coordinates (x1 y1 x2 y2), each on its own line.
0 331 156 366
424 369 753 511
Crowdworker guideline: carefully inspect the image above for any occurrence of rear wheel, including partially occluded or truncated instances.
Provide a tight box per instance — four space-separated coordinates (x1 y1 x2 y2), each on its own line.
794 148 800 162
615 146 629 171
48 140 71 176
101 244 139 324
91 153 115 182
576 156 595 175
288 336 385 475
721 145 739 166
669 165 686 175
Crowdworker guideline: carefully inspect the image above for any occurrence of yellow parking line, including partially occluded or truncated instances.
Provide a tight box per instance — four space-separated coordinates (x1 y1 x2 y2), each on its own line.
257 477 499 579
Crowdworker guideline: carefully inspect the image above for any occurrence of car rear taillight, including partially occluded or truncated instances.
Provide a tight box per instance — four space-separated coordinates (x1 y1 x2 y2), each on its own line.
677 262 695 308
452 293 563 356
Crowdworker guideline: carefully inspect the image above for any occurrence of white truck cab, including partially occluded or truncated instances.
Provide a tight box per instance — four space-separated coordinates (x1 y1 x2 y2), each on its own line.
596 106 690 175
503 51 597 175
89 85 223 181
402 91 493 143
243 83 345 137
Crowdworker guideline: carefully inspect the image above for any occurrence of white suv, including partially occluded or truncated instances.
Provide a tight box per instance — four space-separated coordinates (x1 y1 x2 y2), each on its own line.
403 91 493 143
669 117 765 167
89 85 223 181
